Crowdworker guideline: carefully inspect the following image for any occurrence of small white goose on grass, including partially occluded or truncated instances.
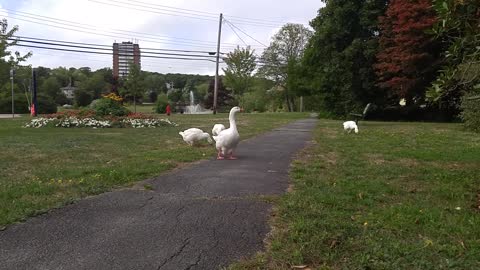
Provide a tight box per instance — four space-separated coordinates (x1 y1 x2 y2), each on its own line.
343 121 359 134
213 106 242 160
212 124 225 136
179 128 213 146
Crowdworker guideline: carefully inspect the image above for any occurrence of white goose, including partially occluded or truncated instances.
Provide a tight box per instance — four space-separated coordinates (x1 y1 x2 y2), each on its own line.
179 128 213 146
212 106 242 160
212 124 225 136
343 121 359 134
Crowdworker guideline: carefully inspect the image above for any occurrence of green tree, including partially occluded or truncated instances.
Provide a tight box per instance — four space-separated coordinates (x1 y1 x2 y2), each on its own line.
164 73 187 89
223 46 257 96
39 77 61 103
0 19 32 96
95 67 115 87
73 89 92 107
144 73 166 92
34 66 51 87
51 67 72 87
302 0 388 116
154 93 169 114
259 23 312 111
195 82 209 101
204 77 233 110
427 0 480 115
121 63 144 113
79 73 108 100
0 19 32 66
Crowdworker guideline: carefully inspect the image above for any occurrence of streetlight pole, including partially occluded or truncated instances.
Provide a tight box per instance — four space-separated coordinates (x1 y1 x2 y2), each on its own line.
213 13 223 114
10 68 15 119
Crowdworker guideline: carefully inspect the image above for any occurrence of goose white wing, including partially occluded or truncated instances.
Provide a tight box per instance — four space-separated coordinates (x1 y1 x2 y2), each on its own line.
179 128 204 140
214 128 240 151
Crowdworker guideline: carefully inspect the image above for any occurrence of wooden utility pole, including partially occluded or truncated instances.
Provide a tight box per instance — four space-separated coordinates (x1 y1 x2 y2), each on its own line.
32 69 38 117
10 68 15 118
213 13 223 114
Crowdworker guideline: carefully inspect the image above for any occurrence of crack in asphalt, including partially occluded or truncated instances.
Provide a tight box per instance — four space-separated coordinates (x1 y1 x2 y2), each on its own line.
137 196 154 209
157 237 191 270
231 205 238 216
184 252 202 270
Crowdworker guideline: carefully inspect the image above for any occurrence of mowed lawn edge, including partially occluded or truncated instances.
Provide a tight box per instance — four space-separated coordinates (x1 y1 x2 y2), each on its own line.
230 119 480 270
0 112 308 227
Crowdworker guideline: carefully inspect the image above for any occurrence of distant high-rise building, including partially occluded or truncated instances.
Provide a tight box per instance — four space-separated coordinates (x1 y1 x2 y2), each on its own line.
113 42 141 78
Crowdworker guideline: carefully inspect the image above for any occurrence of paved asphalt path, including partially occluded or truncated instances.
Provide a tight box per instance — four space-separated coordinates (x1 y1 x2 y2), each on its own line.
0 119 317 270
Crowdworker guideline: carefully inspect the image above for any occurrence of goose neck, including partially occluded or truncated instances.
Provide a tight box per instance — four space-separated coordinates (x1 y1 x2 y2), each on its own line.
229 111 237 130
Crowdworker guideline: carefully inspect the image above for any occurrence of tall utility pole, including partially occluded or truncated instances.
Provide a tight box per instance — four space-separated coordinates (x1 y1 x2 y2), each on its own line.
10 68 15 119
32 69 38 117
213 13 223 114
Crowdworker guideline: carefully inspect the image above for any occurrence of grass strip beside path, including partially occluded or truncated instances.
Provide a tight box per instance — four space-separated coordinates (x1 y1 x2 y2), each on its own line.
231 120 480 270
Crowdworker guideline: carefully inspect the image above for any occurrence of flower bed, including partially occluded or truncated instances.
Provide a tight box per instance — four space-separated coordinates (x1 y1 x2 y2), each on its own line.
24 112 178 128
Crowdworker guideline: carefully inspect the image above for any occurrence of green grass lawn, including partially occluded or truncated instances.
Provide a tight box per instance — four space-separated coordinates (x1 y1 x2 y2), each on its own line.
126 104 156 113
0 112 307 227
231 120 480 270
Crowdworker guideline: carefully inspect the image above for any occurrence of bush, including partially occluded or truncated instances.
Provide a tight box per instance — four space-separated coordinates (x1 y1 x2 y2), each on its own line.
74 89 94 107
55 93 71 106
0 95 29 114
367 104 458 122
460 93 480 132
0 94 57 114
148 90 158 103
154 93 169 114
239 90 267 112
37 94 58 114
93 98 130 116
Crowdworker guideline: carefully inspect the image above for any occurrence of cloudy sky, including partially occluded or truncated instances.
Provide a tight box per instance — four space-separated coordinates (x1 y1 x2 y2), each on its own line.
0 0 323 75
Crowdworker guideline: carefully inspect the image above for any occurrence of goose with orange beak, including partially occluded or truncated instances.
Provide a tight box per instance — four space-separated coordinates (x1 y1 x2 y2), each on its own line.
212 106 243 160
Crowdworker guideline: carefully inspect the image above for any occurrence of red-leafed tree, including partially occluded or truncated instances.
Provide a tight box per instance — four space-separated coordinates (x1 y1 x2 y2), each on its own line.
375 0 441 105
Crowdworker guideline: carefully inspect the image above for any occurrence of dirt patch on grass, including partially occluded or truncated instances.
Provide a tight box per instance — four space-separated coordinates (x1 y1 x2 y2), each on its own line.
320 151 338 166
366 154 386 165
322 128 339 139
366 154 476 171
398 158 421 167
434 161 480 170
366 154 420 167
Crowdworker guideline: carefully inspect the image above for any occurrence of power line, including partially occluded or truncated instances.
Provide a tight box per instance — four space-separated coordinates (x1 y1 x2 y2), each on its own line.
1 11 219 48
30 51 222 69
1 10 265 50
88 0 289 28
97 0 301 26
88 0 219 22
13 35 222 54
2 8 219 45
1 14 254 51
224 18 269 47
1 13 217 50
224 20 249 48
123 0 219 16
10 38 218 58
13 44 218 62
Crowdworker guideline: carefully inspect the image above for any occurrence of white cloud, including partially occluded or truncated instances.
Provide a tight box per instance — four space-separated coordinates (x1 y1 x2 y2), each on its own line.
2 0 323 75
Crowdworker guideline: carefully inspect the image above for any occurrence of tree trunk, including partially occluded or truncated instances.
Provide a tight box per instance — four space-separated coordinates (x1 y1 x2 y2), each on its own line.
285 88 293 112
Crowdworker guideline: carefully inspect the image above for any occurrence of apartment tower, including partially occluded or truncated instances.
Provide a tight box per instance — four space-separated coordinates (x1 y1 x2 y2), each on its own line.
112 42 141 78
